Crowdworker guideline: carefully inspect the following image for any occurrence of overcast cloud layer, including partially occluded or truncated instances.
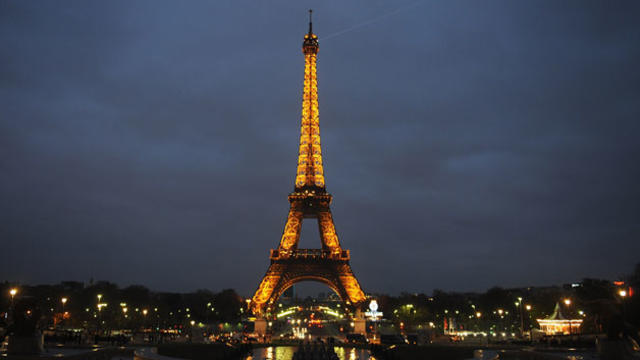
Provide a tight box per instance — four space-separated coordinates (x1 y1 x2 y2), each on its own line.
1 1 639 296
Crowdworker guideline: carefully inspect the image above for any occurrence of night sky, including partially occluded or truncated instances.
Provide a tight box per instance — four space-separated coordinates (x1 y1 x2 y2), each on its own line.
2 1 639 297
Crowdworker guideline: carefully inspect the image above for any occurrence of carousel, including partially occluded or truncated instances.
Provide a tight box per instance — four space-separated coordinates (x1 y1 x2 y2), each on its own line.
536 302 583 335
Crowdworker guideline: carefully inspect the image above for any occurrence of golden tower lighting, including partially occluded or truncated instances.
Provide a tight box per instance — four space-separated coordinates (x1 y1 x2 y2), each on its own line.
250 11 366 316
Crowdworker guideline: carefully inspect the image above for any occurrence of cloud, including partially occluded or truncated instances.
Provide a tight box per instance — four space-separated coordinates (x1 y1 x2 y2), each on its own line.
1 1 639 295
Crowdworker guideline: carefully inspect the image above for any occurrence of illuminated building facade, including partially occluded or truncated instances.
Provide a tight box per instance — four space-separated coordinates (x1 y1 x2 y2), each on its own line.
250 12 366 316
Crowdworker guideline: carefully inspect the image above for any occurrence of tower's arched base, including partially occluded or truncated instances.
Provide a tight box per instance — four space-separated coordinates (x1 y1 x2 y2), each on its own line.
250 249 365 316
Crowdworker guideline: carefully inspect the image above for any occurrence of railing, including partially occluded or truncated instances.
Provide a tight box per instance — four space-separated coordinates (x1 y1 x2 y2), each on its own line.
270 248 349 260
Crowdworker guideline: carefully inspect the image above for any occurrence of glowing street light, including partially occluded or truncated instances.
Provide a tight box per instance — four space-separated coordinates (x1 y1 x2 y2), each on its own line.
619 290 627 298
9 288 18 315
563 298 571 306
61 297 68 317
97 294 103 302
497 309 504 315
476 312 482 318
525 305 532 311
142 309 148 316
516 297 525 338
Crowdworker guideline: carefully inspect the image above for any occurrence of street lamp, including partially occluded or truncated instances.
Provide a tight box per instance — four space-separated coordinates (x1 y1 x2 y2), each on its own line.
619 289 628 319
142 309 148 328
525 305 532 311
515 299 525 338
474 312 482 332
562 299 573 333
8 288 18 323
59 297 69 329
96 302 106 335
9 288 18 308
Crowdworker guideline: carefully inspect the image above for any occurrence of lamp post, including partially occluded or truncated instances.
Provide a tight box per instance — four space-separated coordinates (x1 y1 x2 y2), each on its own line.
524 305 532 339
61 297 68 328
97 301 107 336
563 298 572 334
516 297 524 338
8 288 18 324
618 289 628 320
9 288 17 310
122 307 128 331
142 309 148 330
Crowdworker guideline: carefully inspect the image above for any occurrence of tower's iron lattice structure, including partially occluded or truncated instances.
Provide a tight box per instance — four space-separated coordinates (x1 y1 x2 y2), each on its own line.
250 13 366 316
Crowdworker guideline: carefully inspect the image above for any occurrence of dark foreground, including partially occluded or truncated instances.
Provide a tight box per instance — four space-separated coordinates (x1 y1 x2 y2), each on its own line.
0 343 604 360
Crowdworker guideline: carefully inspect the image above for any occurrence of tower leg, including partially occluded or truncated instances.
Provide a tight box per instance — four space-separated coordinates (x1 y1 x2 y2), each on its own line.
353 309 366 335
254 317 268 338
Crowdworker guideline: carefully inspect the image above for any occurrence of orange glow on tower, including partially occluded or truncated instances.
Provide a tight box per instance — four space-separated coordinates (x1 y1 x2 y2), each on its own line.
250 12 366 317
295 17 324 189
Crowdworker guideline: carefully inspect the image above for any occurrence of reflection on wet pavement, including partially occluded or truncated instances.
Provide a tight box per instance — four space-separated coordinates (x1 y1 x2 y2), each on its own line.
244 346 375 360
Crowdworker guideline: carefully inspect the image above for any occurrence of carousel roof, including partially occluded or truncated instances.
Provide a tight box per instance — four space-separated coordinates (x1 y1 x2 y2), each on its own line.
537 302 582 324
546 302 568 320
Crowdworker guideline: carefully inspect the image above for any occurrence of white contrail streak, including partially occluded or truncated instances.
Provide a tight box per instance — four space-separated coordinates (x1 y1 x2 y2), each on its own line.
319 0 424 42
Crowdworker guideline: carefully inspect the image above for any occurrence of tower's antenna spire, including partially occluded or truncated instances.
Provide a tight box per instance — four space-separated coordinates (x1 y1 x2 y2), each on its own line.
302 9 319 53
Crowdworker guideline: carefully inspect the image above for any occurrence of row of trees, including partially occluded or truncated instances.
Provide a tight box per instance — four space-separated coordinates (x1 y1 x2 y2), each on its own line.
376 263 640 334
0 281 244 332
2 263 638 335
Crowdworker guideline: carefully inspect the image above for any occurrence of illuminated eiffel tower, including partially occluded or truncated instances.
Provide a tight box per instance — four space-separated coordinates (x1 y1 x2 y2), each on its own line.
250 11 366 316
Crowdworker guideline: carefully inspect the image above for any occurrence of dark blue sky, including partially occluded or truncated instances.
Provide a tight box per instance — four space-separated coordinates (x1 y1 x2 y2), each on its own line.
1 1 639 297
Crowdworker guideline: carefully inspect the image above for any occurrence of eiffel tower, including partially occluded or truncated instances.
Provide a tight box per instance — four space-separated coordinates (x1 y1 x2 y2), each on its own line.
250 11 366 316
